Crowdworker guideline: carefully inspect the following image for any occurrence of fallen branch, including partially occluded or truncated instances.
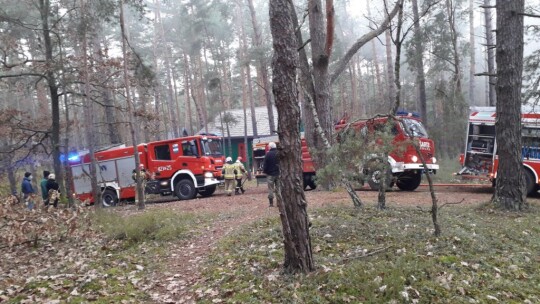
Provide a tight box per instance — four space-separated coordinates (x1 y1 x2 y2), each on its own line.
340 245 392 262
440 198 465 209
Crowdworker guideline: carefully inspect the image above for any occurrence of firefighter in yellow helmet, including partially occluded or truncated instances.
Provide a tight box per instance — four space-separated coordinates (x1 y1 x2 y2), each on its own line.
234 156 247 194
222 157 238 196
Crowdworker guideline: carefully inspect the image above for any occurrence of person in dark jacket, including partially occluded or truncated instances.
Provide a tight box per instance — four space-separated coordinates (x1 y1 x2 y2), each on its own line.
46 173 60 208
21 172 35 210
41 170 50 203
262 142 279 207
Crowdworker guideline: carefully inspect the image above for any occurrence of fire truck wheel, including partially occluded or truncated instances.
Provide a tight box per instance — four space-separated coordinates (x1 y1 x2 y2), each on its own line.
102 189 118 207
198 185 217 197
175 179 197 200
525 169 536 196
367 168 393 191
396 172 422 191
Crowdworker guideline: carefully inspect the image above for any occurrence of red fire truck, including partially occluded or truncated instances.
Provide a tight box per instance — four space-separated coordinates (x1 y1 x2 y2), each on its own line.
336 112 438 190
458 106 540 195
68 135 225 206
253 112 439 191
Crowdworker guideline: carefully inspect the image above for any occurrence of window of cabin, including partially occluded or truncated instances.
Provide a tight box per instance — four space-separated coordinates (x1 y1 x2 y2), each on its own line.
154 144 171 160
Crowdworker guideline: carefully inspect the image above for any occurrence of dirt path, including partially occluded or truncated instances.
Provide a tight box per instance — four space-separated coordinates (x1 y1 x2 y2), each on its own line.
139 183 508 303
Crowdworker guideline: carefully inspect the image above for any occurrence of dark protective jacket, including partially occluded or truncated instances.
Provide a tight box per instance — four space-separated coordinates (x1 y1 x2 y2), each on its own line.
263 148 279 176
46 179 60 192
41 178 49 199
21 177 34 195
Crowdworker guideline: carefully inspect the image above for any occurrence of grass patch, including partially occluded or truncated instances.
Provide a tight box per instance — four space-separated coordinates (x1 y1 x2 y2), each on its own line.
198 204 540 303
93 208 208 245
430 156 463 183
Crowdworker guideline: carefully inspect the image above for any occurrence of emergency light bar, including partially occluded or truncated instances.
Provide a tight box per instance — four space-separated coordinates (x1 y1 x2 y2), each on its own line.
396 110 421 118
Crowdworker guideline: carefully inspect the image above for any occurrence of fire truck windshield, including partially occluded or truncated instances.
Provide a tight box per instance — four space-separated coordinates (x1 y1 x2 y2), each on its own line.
402 118 429 138
202 138 223 156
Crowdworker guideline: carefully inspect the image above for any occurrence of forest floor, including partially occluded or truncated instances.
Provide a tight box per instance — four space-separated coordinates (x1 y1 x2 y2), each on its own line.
2 182 539 303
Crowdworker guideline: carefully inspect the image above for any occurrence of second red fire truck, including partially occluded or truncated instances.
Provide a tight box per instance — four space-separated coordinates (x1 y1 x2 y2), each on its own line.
253 112 439 191
458 106 540 195
68 135 224 206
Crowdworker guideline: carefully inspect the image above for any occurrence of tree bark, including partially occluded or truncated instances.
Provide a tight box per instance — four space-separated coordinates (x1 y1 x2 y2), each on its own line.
411 0 428 123
270 0 314 274
80 0 101 208
38 0 64 196
492 0 526 210
183 52 194 135
446 0 463 100
484 0 496 106
247 0 275 134
385 29 395 110
469 0 476 106
120 0 144 210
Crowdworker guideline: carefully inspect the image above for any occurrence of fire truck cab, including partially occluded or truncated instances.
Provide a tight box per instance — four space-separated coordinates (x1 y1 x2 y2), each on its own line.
458 106 540 195
69 135 224 205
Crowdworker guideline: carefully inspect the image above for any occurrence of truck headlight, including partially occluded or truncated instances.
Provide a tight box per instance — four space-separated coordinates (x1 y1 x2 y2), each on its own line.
411 155 418 163
432 157 437 164
204 172 214 178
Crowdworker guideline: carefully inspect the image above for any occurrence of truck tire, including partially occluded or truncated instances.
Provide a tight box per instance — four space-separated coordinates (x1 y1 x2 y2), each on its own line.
102 189 118 207
525 169 536 196
175 179 197 200
303 174 317 190
198 184 217 197
367 168 393 191
396 172 422 191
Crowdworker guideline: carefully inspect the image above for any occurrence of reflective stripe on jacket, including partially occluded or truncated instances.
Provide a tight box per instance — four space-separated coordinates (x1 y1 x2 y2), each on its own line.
234 162 246 179
222 163 237 179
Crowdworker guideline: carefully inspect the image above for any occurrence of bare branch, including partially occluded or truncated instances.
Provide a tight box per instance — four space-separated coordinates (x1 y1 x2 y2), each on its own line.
330 1 401 84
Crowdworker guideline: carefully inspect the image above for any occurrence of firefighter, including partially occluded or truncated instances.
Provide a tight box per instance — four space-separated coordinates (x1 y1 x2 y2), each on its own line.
263 142 279 207
132 164 150 203
234 157 247 195
222 157 237 196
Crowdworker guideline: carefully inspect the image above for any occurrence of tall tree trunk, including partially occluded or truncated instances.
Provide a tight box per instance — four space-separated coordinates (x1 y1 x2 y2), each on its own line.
305 0 334 171
188 56 205 131
164 47 179 138
183 52 194 135
469 0 476 106
247 65 258 138
247 0 275 133
80 0 101 208
367 0 384 107
348 63 358 117
39 0 64 195
446 0 463 104
484 0 496 106
120 0 144 210
269 0 314 274
411 0 428 123
153 0 163 140
385 29 395 110
492 0 526 210
356 59 366 117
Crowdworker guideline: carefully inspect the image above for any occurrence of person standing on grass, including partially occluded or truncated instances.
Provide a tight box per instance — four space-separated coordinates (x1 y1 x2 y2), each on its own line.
222 157 237 196
263 142 279 207
234 156 247 195
41 170 50 205
46 173 60 208
21 172 36 210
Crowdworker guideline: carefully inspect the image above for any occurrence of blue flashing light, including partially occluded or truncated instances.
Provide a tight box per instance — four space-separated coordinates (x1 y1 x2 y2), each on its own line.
396 110 421 118
60 152 81 162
